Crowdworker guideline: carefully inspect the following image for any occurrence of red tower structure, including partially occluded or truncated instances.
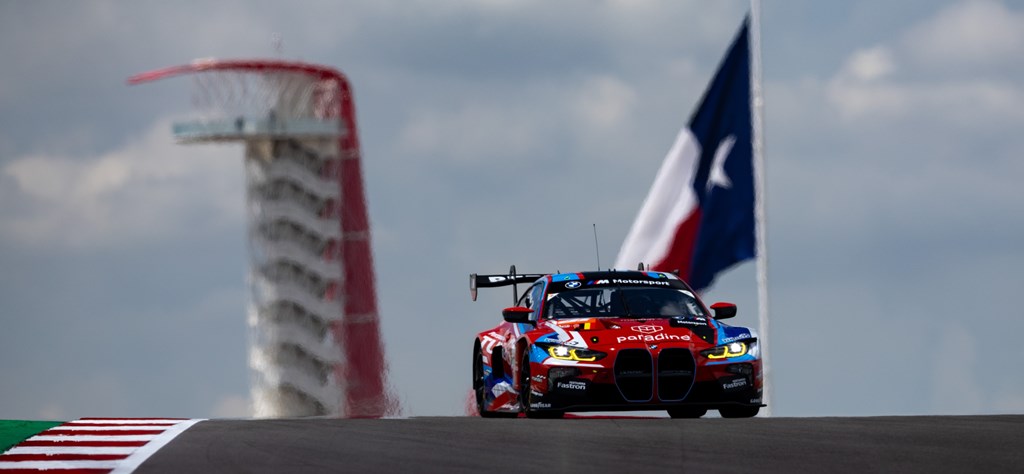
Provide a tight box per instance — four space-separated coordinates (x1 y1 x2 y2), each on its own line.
129 59 395 418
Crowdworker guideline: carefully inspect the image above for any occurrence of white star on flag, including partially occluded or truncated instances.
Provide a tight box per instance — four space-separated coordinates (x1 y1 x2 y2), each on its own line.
706 135 735 193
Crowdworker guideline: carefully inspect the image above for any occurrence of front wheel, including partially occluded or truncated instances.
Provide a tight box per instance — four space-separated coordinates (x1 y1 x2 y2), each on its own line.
474 343 516 418
718 405 760 418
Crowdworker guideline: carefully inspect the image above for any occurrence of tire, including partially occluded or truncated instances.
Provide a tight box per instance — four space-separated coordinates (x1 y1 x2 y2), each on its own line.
520 350 563 419
667 407 707 419
718 405 760 418
474 342 516 418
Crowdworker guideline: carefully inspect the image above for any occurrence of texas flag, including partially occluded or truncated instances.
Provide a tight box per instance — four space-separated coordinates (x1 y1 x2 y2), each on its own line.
615 18 756 291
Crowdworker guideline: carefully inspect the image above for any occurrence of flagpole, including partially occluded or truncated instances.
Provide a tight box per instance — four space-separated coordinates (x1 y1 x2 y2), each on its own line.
750 0 772 417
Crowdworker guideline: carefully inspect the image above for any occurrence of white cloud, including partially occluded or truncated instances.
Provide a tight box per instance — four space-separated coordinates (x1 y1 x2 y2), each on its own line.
571 75 637 131
0 119 244 249
902 0 1024 69
842 46 896 82
397 103 548 164
826 1 1024 121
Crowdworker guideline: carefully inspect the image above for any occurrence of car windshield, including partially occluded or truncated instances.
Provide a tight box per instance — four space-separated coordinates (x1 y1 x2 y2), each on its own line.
543 287 707 319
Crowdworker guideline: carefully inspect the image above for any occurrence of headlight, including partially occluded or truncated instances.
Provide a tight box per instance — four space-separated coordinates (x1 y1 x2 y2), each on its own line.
539 343 606 362
701 340 755 360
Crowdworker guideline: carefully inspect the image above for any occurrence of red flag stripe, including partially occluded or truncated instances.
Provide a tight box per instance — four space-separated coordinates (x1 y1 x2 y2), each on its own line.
652 208 702 278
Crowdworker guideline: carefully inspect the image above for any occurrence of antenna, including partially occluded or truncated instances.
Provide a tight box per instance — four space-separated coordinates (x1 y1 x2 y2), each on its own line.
593 224 602 271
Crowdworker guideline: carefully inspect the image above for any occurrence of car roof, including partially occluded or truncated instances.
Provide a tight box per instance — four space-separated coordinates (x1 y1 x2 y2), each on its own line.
548 270 682 282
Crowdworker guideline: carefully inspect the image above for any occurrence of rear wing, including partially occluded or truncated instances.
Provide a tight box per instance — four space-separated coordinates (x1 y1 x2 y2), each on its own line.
470 265 546 304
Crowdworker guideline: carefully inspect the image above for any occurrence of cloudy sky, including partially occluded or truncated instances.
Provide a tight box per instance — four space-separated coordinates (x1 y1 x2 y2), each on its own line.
2 0 1022 419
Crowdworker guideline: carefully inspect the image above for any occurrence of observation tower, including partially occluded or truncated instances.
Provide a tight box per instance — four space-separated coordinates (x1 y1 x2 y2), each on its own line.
129 59 395 418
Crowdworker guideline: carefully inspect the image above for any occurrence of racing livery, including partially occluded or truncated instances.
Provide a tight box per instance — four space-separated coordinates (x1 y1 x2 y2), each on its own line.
471 267 764 418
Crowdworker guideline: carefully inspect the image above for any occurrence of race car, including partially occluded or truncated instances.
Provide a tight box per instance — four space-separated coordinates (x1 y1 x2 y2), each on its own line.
470 266 764 418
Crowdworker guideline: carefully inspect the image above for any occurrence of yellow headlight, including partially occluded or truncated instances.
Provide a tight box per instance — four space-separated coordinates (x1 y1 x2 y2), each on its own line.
546 345 601 361
704 341 747 359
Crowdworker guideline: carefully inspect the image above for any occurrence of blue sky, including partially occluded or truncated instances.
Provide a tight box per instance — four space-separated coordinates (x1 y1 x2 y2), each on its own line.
1 0 1022 418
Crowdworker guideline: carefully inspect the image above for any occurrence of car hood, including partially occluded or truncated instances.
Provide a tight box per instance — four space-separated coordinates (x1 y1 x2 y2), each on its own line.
534 316 718 349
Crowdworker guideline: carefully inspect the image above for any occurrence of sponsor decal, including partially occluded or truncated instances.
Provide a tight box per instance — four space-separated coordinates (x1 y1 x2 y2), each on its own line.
673 319 707 326
721 333 751 344
555 379 588 391
661 369 693 377
720 376 748 392
531 402 552 408
552 318 590 327
616 333 691 343
750 398 762 404
565 281 581 289
613 279 670 286
532 375 546 382
632 325 664 335
585 278 671 286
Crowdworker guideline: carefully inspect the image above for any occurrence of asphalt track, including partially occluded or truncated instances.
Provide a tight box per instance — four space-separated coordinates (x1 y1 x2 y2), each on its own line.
134 415 1023 473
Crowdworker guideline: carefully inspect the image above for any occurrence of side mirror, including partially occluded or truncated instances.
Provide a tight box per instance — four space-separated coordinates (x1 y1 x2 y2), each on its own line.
710 302 737 320
502 306 533 324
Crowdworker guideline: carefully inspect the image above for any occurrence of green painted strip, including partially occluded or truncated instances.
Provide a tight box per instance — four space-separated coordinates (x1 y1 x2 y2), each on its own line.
0 420 65 453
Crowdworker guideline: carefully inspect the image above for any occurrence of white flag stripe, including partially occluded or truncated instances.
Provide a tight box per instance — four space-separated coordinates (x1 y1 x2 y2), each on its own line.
48 425 171 431
0 460 123 470
32 434 158 442
615 127 702 269
6 446 136 455
65 419 184 425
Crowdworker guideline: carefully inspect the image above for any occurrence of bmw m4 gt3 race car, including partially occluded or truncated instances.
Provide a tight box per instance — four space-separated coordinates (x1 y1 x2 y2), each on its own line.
470 267 764 418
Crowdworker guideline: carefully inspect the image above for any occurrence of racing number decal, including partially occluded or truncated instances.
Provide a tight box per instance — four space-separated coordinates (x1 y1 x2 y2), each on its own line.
480 332 502 356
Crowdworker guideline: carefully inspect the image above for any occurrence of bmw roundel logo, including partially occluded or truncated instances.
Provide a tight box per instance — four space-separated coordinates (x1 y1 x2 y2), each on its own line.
565 281 581 289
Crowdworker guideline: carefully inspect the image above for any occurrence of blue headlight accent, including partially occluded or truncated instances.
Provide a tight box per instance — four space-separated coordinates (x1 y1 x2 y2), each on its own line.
716 326 753 345
530 344 549 361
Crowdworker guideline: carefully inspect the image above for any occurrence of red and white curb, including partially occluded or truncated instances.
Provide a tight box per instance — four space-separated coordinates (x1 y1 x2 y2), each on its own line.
0 418 203 473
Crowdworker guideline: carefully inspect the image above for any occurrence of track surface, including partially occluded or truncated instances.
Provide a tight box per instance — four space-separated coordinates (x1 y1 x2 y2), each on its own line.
136 415 1023 473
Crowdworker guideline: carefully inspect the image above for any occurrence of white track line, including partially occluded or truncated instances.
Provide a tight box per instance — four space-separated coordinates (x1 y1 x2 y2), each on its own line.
110 419 204 474
51 425 173 431
0 460 124 469
66 419 185 425
31 435 158 442
6 446 138 455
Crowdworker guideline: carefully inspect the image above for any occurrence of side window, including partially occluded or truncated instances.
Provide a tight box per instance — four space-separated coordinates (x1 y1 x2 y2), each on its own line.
516 283 535 309
529 283 546 320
